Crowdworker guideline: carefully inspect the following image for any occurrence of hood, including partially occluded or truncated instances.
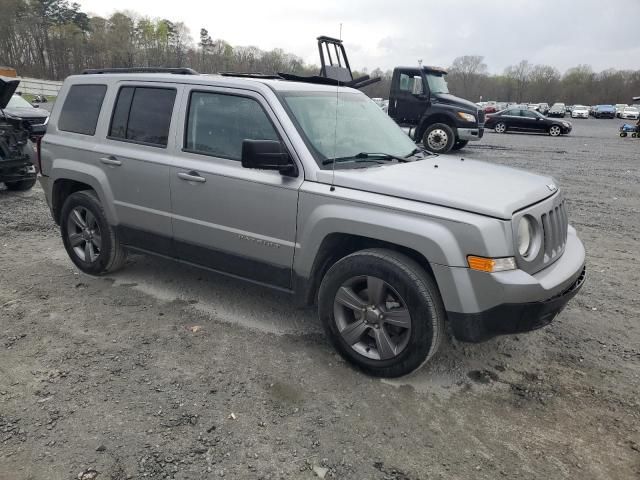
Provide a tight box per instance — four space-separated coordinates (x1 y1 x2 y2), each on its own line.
0 76 20 109
2 105 49 119
316 156 557 219
432 92 480 112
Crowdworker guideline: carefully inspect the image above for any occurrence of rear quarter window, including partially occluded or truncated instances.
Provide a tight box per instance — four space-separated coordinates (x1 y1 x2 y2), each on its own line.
58 84 107 135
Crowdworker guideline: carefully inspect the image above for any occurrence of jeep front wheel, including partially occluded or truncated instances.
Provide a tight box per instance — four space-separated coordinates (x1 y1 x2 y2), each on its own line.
422 123 455 154
60 190 127 275
318 249 444 378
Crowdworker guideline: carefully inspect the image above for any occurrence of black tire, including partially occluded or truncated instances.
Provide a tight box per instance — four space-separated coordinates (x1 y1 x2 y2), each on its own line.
620 132 627 137
451 139 469 151
60 190 127 275
318 248 445 378
4 178 36 191
421 123 455 154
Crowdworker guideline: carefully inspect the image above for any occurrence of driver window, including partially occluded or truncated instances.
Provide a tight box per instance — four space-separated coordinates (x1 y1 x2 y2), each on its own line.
399 74 423 94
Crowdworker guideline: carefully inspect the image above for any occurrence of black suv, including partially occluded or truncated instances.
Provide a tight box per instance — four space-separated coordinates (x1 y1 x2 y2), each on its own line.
0 76 44 191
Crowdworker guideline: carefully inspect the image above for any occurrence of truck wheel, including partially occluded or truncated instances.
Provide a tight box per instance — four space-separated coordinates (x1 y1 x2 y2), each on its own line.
318 248 444 378
4 178 37 191
422 123 455 154
494 122 507 133
60 190 127 275
451 140 469 151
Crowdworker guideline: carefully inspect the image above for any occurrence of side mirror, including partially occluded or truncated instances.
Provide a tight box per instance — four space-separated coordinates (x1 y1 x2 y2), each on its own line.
241 140 297 176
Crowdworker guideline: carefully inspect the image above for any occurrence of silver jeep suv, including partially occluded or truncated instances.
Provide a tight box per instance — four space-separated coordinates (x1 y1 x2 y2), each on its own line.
39 68 586 377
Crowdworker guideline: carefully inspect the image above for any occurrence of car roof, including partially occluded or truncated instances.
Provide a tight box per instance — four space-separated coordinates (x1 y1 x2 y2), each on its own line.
66 72 359 95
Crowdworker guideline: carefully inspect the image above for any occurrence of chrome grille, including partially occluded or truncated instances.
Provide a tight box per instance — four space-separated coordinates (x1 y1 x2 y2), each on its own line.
477 109 485 125
540 199 568 263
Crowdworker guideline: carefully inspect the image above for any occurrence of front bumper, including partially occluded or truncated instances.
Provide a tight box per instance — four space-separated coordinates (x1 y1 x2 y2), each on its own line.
457 127 484 141
448 265 585 342
0 160 36 183
432 226 586 342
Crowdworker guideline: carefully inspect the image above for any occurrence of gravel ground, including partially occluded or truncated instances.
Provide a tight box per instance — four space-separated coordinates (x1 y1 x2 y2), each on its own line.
0 117 639 480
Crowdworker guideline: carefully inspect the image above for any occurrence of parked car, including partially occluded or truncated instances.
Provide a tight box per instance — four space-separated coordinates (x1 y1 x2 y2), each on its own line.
593 105 616 119
0 77 44 191
528 103 540 112
38 67 585 378
565 105 574 115
483 101 498 114
620 106 639 120
615 104 628 118
3 92 50 126
485 107 572 136
571 105 590 119
538 103 549 115
548 103 566 117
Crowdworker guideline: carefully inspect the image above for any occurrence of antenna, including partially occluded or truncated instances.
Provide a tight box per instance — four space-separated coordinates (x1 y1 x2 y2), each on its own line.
330 23 342 192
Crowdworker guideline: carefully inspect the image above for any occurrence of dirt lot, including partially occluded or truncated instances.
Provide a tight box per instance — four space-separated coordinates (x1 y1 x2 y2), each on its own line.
1 118 639 480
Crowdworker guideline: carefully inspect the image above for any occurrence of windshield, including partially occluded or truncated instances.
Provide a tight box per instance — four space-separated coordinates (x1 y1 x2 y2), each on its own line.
425 73 449 94
282 91 418 168
7 95 33 109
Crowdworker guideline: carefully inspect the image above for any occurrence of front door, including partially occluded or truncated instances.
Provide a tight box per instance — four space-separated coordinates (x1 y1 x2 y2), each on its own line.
169 87 302 289
389 70 428 126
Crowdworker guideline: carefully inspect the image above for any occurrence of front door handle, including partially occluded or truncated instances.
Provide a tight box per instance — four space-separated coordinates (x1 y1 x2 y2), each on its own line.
100 155 122 166
177 171 206 183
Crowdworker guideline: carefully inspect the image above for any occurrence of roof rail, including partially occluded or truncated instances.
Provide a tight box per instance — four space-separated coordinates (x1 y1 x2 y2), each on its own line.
81 67 199 75
220 72 283 80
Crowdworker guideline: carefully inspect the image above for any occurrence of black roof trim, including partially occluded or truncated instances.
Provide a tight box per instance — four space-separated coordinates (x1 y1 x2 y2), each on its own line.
220 72 283 79
82 67 199 75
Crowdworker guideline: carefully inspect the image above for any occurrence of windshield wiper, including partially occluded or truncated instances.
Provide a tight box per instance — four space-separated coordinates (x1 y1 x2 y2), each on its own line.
405 147 434 158
322 152 409 165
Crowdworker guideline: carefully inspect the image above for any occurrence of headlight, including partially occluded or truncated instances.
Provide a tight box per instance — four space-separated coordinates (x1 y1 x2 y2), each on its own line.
457 112 476 122
517 216 534 257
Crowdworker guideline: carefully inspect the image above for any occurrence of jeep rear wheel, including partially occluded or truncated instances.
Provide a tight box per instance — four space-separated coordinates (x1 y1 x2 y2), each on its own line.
318 249 444 378
60 190 127 275
422 123 455 154
4 178 36 191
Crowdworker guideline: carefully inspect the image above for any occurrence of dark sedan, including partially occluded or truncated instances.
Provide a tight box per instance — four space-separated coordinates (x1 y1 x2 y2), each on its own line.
485 108 572 136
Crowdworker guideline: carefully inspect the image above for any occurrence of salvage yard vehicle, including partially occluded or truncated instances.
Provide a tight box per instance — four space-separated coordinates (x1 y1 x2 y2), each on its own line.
571 105 590 119
594 105 616 119
548 103 566 117
0 76 44 191
620 106 639 120
39 67 586 378
3 92 50 126
485 107 572 136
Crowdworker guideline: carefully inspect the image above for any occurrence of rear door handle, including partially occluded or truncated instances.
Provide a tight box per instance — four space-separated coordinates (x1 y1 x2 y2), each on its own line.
177 171 206 183
100 155 122 166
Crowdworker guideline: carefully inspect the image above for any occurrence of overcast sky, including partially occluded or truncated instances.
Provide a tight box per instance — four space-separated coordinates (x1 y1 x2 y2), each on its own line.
76 0 640 73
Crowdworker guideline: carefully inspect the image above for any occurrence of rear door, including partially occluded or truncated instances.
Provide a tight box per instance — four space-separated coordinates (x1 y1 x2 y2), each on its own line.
97 82 182 255
169 86 302 289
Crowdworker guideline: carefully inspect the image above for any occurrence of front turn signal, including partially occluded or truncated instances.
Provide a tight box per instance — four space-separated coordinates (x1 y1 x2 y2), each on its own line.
467 256 516 272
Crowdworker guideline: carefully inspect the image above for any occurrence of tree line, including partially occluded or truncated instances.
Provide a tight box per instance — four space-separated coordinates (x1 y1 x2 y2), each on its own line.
1 1 638 105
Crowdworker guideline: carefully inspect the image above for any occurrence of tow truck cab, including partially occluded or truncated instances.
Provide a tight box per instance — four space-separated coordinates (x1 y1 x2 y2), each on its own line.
387 66 484 154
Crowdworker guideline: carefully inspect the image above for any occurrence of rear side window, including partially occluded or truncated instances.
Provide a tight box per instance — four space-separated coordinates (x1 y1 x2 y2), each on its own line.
58 84 107 135
184 92 278 161
109 86 176 147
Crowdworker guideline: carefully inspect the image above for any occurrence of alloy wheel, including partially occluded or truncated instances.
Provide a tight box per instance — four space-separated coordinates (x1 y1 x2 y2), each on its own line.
66 206 102 263
549 125 561 136
333 275 412 361
495 122 506 133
